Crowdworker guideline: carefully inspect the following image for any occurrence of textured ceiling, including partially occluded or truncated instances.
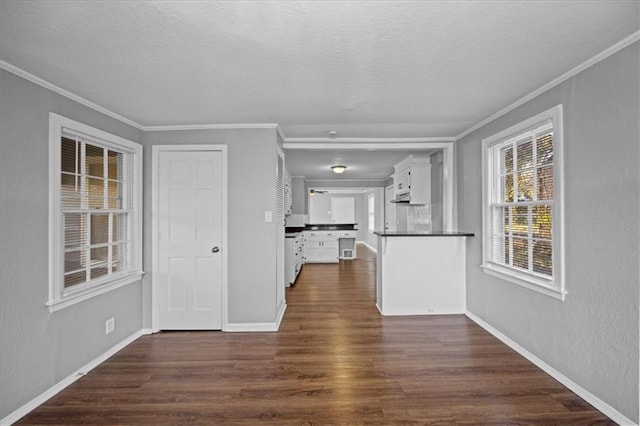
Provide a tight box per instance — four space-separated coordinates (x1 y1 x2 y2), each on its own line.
1 1 638 180
285 149 431 180
1 1 638 140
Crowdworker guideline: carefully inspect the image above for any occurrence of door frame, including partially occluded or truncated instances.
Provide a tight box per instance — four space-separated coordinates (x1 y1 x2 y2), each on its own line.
284 141 457 231
151 145 229 332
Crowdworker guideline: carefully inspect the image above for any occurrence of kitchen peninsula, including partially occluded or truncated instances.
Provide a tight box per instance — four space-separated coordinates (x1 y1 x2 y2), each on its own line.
374 230 474 316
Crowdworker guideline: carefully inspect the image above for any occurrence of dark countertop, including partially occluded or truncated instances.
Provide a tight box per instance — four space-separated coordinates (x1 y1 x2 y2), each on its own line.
374 230 475 237
306 223 358 226
286 224 358 232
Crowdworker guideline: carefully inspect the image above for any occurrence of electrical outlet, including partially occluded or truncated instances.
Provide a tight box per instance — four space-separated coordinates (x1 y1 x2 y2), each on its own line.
105 317 115 335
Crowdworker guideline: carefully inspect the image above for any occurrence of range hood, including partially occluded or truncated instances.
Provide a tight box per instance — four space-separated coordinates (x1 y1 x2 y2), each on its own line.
390 192 411 203
391 192 427 205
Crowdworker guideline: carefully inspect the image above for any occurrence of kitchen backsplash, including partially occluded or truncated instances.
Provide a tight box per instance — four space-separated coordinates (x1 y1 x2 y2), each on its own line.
397 204 432 233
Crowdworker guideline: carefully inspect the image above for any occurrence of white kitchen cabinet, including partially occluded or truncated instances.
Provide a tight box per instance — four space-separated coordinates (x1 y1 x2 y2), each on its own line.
303 232 339 263
395 169 411 196
285 233 304 286
393 155 431 205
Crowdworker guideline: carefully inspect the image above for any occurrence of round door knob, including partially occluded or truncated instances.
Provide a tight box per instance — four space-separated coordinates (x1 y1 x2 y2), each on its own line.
212 246 220 253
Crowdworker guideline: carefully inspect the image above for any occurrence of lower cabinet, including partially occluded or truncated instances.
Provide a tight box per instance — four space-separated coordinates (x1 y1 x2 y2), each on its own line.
304 232 339 263
285 234 304 287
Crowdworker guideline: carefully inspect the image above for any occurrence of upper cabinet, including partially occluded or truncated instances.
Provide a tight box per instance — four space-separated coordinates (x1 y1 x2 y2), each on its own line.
392 155 431 205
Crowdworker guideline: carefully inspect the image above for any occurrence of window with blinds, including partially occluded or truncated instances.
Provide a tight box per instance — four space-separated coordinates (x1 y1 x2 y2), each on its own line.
48 114 142 311
482 105 565 300
368 193 375 232
60 135 132 287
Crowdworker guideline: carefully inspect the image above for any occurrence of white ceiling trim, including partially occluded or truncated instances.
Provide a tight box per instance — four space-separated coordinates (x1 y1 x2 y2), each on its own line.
455 30 640 140
2 30 637 142
306 178 387 182
284 141 452 150
142 122 285 140
142 123 279 131
284 137 455 143
0 59 144 130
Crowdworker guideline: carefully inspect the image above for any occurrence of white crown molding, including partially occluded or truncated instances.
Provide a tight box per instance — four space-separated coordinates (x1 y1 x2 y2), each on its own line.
275 125 286 142
305 178 387 182
284 137 456 143
456 30 640 140
0 60 144 130
284 142 454 150
141 122 282 132
3 29 638 142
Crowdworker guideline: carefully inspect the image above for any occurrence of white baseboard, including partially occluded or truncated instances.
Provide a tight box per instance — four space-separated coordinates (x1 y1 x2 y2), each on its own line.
225 304 287 333
465 311 636 426
358 240 377 253
1 328 150 426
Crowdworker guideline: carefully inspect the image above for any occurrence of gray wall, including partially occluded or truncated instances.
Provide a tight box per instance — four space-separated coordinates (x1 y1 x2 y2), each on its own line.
457 43 639 422
142 128 279 326
0 70 144 418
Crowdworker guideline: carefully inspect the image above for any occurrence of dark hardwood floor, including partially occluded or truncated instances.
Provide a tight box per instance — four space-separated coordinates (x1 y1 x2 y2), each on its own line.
17 243 614 424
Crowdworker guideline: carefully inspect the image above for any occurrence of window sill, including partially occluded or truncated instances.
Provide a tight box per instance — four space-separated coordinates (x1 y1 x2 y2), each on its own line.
47 271 145 312
480 263 566 301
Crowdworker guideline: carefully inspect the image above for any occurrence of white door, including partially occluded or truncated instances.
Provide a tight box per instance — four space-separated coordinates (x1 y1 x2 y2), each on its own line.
157 150 223 329
331 197 355 223
385 185 396 231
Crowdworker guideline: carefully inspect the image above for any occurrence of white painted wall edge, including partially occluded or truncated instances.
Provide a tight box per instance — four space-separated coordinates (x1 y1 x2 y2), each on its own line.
225 304 287 333
0 328 153 426
359 240 377 253
465 311 636 426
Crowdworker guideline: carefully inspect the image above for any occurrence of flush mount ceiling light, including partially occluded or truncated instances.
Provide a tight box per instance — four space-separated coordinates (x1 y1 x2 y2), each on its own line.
331 165 347 174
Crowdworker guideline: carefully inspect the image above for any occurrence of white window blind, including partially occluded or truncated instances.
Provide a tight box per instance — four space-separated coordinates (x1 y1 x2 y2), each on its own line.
48 113 143 311
60 132 133 288
481 105 564 300
489 123 554 278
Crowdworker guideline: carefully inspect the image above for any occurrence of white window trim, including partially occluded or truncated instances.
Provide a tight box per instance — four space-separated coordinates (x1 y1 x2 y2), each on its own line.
481 105 566 301
47 113 144 312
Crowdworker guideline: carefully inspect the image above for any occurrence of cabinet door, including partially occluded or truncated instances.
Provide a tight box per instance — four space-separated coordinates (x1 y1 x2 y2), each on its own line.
304 238 322 262
320 237 339 262
395 169 410 195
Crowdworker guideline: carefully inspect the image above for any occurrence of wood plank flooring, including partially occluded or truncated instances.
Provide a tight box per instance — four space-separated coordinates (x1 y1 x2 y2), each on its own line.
17 244 614 424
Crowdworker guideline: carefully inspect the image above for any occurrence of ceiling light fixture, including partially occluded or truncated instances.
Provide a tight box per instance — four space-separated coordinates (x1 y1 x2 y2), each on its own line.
331 165 347 174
